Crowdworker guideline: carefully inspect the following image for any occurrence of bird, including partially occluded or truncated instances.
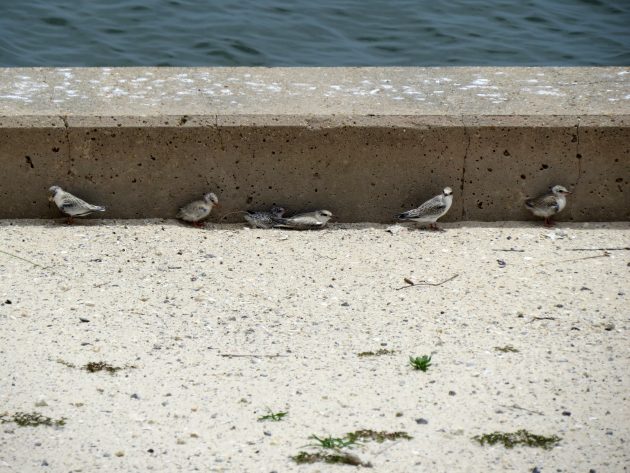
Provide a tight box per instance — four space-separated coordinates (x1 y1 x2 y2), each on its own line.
272 210 333 230
397 187 453 230
525 185 571 227
48 185 105 224
244 206 286 228
176 192 219 227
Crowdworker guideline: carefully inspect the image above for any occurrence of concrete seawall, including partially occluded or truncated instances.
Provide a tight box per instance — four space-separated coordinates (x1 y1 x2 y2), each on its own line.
0 67 628 221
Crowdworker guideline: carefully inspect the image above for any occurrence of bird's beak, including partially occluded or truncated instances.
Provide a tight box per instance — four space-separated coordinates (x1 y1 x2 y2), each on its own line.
48 196 54 202
565 191 572 194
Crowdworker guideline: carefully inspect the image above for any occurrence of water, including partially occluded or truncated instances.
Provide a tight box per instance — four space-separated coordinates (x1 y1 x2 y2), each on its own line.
0 0 628 66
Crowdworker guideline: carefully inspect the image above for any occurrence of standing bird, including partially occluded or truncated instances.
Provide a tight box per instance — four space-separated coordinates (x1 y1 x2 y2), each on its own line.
525 185 571 227
177 192 219 227
272 210 333 230
397 187 453 230
244 206 286 228
48 185 105 224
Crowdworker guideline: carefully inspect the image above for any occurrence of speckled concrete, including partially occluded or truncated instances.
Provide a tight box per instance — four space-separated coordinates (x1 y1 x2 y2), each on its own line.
0 221 629 472
1 67 629 116
0 68 629 221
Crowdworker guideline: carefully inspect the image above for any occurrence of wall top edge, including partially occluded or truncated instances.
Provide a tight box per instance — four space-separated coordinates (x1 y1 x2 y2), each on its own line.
0 67 628 118
0 114 628 129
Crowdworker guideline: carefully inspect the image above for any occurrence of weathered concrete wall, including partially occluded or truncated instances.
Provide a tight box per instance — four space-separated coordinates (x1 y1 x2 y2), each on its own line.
0 68 628 221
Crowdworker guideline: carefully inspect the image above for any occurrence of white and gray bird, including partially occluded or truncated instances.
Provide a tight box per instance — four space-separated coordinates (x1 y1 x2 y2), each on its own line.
48 185 105 223
397 187 453 230
244 206 286 228
177 192 219 227
525 185 571 227
272 209 333 230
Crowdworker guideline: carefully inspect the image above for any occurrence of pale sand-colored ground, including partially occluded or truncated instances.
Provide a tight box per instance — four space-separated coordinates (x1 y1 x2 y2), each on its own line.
0 221 628 473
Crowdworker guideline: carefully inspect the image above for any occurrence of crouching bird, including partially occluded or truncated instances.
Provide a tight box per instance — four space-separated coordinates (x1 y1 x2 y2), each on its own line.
397 187 453 230
525 185 571 227
48 185 106 224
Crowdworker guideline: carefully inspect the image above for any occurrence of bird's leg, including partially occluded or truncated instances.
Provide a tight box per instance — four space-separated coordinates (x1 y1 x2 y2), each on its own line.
65 216 74 225
428 223 439 231
544 218 555 227
192 221 205 228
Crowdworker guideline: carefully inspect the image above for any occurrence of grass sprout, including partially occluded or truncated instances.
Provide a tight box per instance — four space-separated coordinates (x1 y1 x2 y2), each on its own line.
258 409 287 422
409 355 432 371
309 435 357 449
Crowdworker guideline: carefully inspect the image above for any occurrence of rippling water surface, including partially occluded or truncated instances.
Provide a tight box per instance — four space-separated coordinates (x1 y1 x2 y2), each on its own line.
0 0 628 66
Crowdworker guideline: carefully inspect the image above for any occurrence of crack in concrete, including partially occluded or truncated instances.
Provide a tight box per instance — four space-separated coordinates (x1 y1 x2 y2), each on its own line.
460 115 471 220
60 115 72 177
574 119 582 188
214 114 225 151
572 118 582 220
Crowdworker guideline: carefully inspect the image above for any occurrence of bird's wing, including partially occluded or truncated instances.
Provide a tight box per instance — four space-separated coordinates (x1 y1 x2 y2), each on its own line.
59 193 101 215
177 201 208 219
287 215 324 226
271 215 321 229
526 194 559 212
244 212 272 227
401 195 446 218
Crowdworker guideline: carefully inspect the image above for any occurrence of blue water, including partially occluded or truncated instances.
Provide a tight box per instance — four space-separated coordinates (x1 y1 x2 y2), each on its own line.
0 0 628 66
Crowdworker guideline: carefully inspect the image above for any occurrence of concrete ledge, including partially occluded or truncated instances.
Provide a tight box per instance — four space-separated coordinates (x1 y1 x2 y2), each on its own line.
1 67 628 221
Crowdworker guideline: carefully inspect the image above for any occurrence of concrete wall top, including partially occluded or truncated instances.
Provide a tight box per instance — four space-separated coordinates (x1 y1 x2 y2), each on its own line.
1 67 629 127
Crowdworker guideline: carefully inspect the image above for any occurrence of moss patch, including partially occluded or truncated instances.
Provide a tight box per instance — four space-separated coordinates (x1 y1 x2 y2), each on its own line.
1 411 66 427
347 429 412 443
494 345 519 353
473 430 561 449
84 361 124 374
56 359 134 374
292 451 372 467
357 349 396 357
56 358 76 368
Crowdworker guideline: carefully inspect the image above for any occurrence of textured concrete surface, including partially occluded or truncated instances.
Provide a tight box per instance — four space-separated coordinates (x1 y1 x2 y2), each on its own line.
0 68 629 221
1 67 629 116
0 221 629 472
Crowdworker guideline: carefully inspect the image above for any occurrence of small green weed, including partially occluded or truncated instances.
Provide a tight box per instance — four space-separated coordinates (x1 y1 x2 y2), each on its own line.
357 349 396 357
409 355 432 371
258 409 287 422
473 429 561 450
309 435 357 449
295 429 409 467
0 412 66 427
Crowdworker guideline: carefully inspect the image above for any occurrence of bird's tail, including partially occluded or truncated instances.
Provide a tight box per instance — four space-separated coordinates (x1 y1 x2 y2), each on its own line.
92 205 106 212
